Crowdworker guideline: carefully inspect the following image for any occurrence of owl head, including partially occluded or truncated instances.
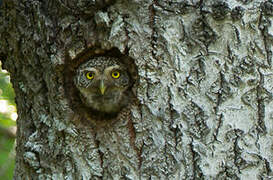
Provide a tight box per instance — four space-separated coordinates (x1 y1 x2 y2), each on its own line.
74 56 131 114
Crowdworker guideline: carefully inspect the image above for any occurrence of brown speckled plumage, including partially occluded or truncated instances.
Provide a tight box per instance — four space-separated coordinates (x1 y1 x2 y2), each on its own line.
74 56 131 114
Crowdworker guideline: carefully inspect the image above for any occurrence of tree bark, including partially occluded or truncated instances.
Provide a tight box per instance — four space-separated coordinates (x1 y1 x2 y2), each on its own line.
1 0 273 179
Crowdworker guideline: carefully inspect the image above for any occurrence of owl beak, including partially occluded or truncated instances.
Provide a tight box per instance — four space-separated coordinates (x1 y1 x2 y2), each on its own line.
100 80 106 95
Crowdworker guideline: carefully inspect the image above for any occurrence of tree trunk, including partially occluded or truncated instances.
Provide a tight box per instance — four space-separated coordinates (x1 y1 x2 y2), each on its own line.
1 0 273 179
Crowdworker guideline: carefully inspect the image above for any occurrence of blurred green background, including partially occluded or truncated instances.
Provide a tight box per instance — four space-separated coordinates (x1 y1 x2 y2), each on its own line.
0 62 16 180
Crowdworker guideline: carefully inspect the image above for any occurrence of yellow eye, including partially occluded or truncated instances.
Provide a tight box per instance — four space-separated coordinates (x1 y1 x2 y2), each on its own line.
111 71 120 79
86 72 94 80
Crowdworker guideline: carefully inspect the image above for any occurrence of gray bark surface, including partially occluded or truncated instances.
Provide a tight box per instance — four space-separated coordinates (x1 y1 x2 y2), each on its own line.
1 0 273 179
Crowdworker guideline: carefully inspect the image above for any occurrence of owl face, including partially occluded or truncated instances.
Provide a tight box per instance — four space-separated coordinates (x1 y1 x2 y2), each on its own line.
74 57 131 113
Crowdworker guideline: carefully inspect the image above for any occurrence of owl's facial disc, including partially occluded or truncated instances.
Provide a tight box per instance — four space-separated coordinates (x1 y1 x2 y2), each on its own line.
74 57 132 114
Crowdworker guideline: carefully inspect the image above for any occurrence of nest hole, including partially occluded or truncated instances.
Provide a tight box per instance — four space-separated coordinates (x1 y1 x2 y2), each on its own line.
64 47 138 124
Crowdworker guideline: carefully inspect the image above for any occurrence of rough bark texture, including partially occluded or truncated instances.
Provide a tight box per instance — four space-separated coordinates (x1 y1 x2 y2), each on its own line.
1 0 273 179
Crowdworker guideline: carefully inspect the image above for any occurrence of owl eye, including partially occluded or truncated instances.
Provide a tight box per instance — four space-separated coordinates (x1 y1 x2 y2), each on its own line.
86 72 94 80
111 71 120 79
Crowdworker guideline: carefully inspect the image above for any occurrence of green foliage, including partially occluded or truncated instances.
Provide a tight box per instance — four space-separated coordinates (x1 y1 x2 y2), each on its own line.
0 68 15 105
0 113 16 127
0 134 15 180
0 63 16 179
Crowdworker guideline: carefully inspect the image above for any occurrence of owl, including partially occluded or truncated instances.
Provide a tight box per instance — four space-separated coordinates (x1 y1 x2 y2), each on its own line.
74 56 131 114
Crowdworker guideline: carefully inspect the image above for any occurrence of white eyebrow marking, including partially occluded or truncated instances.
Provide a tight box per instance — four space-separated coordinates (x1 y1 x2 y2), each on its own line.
104 65 121 72
80 67 99 74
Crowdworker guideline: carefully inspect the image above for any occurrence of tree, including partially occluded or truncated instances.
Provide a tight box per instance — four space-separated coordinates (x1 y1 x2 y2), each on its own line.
1 0 273 179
